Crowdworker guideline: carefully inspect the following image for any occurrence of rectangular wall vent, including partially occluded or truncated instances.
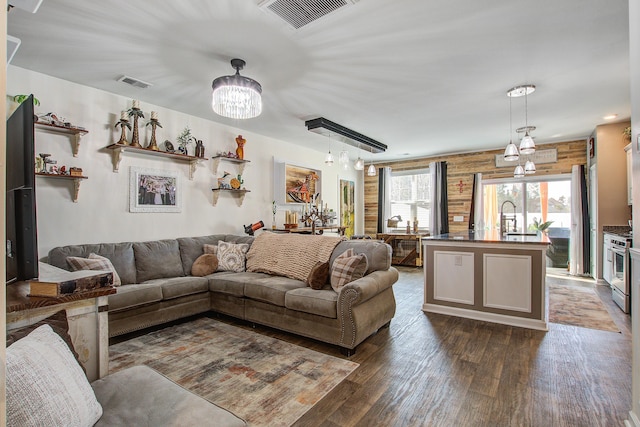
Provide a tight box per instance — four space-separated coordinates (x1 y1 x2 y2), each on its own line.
117 75 153 89
259 0 358 29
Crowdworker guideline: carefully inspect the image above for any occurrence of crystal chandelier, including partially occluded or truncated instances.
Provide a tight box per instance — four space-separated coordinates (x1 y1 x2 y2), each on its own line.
211 58 262 119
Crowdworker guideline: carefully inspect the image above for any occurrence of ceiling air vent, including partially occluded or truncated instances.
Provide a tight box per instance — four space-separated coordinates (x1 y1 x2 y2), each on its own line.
259 0 359 29
117 75 153 89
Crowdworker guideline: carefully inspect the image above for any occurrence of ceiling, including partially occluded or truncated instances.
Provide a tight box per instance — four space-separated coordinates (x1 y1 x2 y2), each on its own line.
6 0 631 162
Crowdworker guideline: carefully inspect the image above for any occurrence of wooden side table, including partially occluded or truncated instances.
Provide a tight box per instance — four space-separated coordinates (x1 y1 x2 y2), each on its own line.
6 282 116 381
376 233 427 266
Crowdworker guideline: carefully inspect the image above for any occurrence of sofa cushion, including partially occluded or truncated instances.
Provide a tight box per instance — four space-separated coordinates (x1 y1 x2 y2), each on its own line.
91 365 246 427
142 276 209 300
217 241 249 272
307 261 330 290
133 239 185 282
7 325 103 427
67 253 122 286
208 272 268 297
48 242 137 285
109 283 163 312
243 276 307 307
330 249 368 291
285 288 338 318
192 254 218 276
177 235 228 277
330 240 391 274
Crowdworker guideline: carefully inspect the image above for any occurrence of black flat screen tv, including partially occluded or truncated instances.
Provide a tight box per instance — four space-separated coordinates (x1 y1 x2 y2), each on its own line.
6 94 38 284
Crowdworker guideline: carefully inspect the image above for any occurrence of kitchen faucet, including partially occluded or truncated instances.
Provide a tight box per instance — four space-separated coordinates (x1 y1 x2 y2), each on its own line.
500 200 517 236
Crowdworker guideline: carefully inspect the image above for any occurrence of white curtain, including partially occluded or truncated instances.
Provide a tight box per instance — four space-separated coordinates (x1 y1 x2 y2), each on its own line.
429 162 447 234
570 165 584 275
472 173 484 231
382 167 393 232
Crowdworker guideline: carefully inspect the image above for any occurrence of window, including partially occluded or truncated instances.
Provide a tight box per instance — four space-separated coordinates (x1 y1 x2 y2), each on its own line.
482 177 571 233
389 168 431 232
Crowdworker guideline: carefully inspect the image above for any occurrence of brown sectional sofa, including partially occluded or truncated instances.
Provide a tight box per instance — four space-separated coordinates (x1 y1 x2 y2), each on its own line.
47 234 398 354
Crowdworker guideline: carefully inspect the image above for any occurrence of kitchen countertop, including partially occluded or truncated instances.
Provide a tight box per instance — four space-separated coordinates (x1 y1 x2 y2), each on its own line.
424 230 551 245
603 225 632 239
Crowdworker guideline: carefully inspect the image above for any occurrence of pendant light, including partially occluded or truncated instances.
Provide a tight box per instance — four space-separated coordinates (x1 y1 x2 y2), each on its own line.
367 162 376 176
211 58 262 119
503 94 519 161
325 150 334 166
524 159 536 174
339 150 349 170
354 156 365 170
519 85 536 154
514 163 525 178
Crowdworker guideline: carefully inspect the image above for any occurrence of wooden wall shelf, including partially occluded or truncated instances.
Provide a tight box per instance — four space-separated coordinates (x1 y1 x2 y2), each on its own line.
211 188 250 206
35 122 88 157
105 144 205 180
36 172 88 202
211 155 250 175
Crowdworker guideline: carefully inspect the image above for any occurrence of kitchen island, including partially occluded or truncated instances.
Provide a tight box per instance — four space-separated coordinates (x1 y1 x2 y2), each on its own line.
423 230 551 330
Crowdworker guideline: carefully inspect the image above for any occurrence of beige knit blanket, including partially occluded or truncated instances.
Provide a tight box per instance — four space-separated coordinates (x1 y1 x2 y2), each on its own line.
246 232 344 282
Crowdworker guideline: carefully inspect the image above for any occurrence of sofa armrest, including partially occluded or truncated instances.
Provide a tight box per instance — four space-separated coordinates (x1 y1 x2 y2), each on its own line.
336 267 398 349
338 267 399 306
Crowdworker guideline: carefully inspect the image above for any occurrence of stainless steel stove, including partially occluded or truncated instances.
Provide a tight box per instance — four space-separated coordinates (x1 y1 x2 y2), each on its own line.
610 235 631 313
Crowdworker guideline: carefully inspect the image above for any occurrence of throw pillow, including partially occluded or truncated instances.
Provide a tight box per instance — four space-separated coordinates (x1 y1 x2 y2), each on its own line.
203 244 218 255
191 254 219 277
330 248 368 292
66 253 121 286
6 325 103 427
217 241 249 272
307 261 330 290
6 310 83 373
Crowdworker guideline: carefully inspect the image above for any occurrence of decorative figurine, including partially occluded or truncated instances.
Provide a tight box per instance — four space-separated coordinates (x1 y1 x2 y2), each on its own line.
235 135 246 160
164 140 175 153
115 110 131 145
145 111 162 151
217 171 231 189
127 100 144 148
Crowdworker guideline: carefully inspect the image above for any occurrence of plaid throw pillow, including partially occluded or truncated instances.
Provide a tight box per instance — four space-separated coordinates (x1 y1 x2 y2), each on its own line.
66 253 121 286
330 248 368 292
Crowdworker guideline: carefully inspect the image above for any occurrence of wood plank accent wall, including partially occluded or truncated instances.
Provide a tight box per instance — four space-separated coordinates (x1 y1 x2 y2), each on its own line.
364 140 587 236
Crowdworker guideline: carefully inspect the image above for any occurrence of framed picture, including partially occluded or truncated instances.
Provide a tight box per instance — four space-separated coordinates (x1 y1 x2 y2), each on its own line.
129 167 181 213
339 179 355 238
282 163 321 204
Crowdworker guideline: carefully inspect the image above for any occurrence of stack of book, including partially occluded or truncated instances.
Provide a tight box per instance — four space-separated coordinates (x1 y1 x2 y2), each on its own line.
29 262 113 297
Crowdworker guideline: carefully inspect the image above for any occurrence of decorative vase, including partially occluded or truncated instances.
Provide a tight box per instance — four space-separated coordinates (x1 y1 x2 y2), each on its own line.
195 140 205 158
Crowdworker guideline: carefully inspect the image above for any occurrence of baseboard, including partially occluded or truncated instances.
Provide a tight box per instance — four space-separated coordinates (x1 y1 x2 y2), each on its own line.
423 303 548 331
625 410 640 427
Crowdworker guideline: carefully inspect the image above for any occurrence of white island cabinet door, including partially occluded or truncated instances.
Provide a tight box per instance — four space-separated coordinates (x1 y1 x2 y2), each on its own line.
483 253 532 313
433 251 475 305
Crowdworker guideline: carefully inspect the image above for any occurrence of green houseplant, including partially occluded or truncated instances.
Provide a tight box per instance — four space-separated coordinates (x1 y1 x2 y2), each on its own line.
532 218 553 235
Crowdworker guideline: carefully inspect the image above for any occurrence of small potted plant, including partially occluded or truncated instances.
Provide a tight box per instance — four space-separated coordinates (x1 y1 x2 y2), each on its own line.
532 218 553 236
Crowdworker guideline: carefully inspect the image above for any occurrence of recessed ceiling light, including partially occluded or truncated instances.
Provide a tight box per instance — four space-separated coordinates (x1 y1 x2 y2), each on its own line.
603 114 618 120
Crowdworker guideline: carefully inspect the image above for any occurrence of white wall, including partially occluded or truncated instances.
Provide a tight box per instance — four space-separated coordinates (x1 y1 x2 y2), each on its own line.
7 66 363 257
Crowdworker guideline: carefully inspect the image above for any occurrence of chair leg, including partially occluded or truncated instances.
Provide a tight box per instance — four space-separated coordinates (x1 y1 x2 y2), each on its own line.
340 347 355 357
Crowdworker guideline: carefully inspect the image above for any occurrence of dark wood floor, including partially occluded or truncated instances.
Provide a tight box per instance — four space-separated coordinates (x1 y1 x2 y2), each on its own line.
220 267 632 427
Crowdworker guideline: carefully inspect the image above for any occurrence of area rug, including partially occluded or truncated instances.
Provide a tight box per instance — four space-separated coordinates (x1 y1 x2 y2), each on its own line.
108 317 359 426
548 284 620 332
